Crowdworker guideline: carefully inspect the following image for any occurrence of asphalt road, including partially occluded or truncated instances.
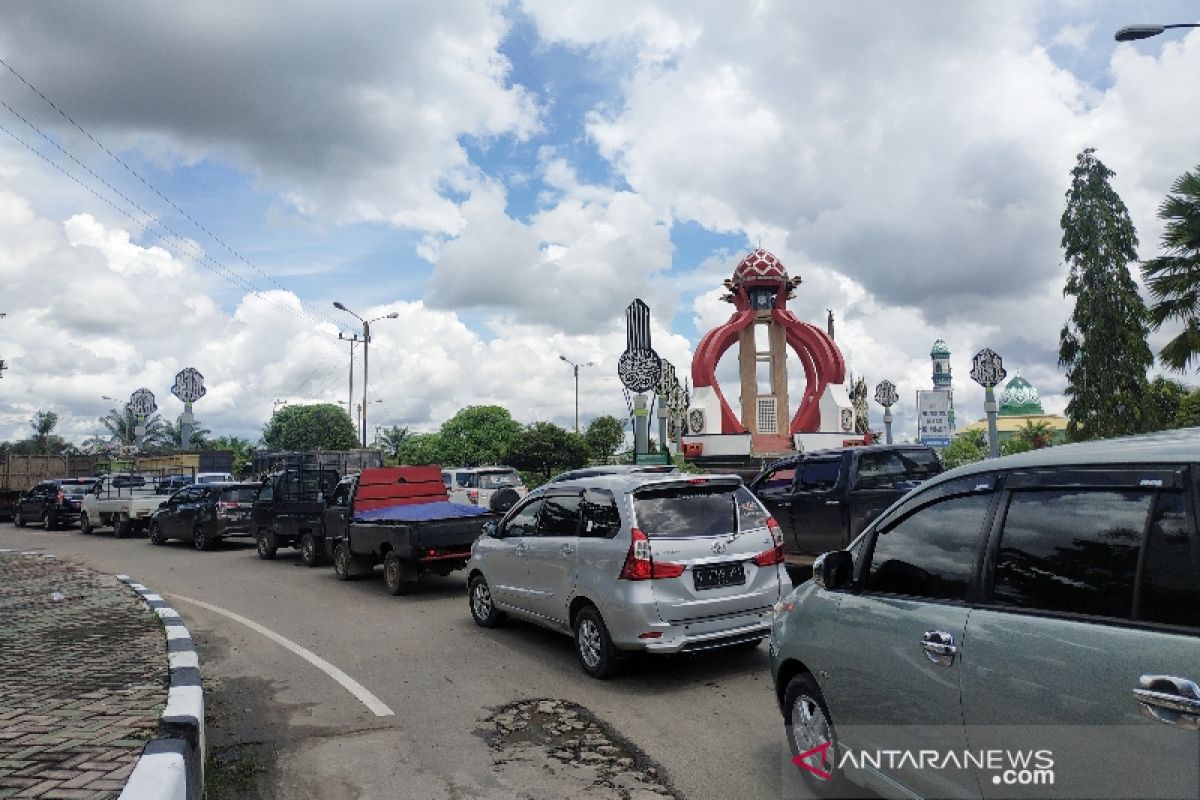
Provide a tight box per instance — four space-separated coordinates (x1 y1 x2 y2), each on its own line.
1 523 811 800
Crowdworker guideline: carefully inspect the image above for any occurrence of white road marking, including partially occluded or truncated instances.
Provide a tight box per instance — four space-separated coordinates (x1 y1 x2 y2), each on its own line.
169 593 394 717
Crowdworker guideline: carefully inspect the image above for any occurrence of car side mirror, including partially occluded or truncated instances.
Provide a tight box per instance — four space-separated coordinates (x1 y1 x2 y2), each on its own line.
813 550 853 591
482 521 498 538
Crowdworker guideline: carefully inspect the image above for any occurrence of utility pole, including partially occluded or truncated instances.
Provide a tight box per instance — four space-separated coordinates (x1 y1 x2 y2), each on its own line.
338 332 361 439
559 355 594 434
333 303 398 448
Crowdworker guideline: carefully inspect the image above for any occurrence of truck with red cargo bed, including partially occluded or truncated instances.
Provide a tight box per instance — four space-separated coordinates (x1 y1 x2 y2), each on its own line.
324 466 494 595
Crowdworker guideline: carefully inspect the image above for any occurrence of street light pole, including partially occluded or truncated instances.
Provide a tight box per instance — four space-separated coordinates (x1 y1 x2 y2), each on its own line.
559 355 594 434
334 302 399 448
1115 22 1200 41
338 333 360 438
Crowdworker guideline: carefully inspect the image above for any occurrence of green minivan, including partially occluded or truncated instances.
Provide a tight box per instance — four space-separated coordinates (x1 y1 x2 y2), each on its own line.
770 430 1200 799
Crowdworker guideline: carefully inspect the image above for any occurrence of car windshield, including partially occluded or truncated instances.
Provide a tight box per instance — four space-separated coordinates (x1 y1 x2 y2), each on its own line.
62 485 92 496
477 470 521 489
632 483 741 538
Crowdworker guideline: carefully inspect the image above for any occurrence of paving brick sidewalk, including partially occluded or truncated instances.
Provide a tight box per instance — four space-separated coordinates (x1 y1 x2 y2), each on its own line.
0 552 167 800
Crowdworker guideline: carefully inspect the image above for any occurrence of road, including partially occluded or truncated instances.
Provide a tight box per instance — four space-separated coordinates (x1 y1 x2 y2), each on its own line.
1 523 812 800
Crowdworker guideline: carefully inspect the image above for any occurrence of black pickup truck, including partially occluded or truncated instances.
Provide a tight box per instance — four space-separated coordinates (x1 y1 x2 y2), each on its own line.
324 466 493 595
252 466 341 565
748 444 942 559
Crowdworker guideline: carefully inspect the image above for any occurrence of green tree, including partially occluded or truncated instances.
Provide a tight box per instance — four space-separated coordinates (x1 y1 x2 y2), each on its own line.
1001 437 1032 456
583 415 626 462
204 435 254 477
261 403 359 451
30 411 58 454
156 417 213 450
1145 376 1192 431
941 429 987 469
1177 388 1200 427
378 426 411 461
1058 148 1154 440
1142 164 1200 373
99 405 168 448
393 433 445 465
437 405 522 466
503 422 590 479
1011 419 1056 450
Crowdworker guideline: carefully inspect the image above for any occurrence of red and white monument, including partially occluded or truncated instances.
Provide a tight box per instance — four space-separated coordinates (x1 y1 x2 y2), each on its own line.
683 249 865 457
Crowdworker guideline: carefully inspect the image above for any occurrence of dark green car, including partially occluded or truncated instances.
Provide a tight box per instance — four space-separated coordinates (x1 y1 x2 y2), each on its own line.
770 429 1200 799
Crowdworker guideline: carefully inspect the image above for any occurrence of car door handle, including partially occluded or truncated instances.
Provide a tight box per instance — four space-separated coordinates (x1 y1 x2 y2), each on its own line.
1134 675 1200 729
921 630 957 667
560 544 575 556
824 500 841 505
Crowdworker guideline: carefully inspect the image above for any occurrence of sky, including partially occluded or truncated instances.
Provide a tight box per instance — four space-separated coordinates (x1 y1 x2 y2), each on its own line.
0 1 1197 447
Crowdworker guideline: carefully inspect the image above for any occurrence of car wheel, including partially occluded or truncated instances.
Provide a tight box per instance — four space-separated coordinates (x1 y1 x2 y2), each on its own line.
79 512 93 535
383 551 414 596
256 529 277 560
333 542 355 581
574 606 623 679
193 525 212 551
13 510 25 528
489 488 521 513
468 574 505 627
113 515 131 539
299 533 322 567
784 673 843 796
42 512 56 531
149 522 167 546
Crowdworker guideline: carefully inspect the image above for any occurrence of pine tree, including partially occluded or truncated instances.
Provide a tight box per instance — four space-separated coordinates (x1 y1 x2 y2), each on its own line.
1058 148 1153 440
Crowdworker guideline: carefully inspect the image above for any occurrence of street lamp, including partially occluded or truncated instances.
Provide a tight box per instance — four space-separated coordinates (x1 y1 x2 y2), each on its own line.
559 355 594 434
333 302 399 447
1115 22 1200 41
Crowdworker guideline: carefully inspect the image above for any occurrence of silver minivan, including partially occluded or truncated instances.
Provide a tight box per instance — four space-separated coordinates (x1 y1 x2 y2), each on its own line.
466 473 793 678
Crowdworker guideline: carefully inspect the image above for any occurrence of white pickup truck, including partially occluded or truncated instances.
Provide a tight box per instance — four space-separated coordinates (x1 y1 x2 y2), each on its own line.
80 474 168 537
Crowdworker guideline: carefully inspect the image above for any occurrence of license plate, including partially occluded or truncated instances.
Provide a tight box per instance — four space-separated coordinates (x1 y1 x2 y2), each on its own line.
693 563 746 591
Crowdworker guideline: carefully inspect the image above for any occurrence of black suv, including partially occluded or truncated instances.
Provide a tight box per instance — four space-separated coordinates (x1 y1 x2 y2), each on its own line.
13 478 99 530
149 482 261 551
749 444 942 558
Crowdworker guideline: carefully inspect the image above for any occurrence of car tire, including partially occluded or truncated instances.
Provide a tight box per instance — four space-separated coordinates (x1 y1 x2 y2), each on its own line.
574 606 624 679
42 512 56 531
256 529 277 560
13 510 25 528
193 525 212 551
114 515 131 539
333 542 356 581
783 673 843 797
149 522 167 546
383 551 414 595
489 488 521 513
299 533 322 567
468 574 505 628
79 512 92 535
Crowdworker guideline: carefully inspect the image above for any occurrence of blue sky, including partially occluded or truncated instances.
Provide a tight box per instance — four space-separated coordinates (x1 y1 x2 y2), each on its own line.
0 1 1197 445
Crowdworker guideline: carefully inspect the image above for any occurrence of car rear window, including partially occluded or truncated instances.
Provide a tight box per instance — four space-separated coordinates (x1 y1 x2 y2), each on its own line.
62 485 92 496
857 449 941 489
477 470 521 489
221 487 259 503
633 483 743 538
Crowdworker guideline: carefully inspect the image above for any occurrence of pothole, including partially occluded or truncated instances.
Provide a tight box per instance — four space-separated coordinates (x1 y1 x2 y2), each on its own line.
484 698 680 800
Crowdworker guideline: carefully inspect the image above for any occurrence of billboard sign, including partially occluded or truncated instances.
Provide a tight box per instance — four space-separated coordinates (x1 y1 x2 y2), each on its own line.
916 389 953 447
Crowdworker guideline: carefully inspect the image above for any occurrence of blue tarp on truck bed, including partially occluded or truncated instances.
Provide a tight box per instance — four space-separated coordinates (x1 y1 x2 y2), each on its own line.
353 501 491 523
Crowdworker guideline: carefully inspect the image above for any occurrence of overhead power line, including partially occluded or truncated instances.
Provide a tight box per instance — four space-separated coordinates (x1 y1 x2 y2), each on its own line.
0 55 350 333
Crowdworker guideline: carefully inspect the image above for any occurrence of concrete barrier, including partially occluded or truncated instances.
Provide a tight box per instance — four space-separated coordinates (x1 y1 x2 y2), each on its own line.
116 575 205 800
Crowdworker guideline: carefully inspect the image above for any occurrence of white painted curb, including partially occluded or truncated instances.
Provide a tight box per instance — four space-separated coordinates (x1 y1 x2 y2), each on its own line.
116 574 206 800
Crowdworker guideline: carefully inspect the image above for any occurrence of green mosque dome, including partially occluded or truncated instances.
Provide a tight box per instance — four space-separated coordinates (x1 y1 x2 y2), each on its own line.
931 339 950 357
999 375 1044 416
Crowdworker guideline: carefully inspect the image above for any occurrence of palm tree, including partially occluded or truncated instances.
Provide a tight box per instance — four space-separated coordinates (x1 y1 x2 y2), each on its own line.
98 405 167 448
1143 164 1200 372
30 411 58 454
158 417 212 450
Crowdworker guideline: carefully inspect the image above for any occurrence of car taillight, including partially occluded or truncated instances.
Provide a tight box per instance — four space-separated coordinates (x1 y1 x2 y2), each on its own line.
56 491 65 503
467 490 479 504
752 516 786 567
619 528 686 580
217 501 239 514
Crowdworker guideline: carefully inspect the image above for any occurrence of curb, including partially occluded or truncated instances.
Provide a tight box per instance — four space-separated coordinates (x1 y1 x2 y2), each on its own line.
116 575 206 800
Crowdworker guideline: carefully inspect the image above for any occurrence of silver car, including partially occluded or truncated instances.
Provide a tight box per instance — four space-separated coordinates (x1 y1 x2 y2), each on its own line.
466 473 793 678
